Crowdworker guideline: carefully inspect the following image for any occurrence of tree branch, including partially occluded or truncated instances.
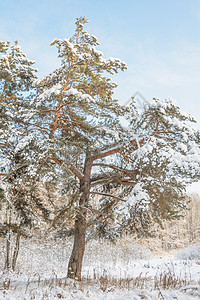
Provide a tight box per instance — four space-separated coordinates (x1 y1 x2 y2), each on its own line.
70 165 84 180
91 170 137 187
46 156 84 180
0 173 16 182
91 137 145 161
92 163 138 176
90 191 126 202
82 206 111 217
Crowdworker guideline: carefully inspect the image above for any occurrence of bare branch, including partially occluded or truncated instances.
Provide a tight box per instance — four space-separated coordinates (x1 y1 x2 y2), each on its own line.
82 206 110 217
0 173 16 182
92 163 138 176
90 191 126 202
70 165 84 180
49 156 84 180
90 171 137 187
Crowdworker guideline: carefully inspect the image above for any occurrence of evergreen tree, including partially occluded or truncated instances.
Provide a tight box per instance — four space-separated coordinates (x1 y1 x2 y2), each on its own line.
0 39 37 183
32 17 200 280
0 40 52 269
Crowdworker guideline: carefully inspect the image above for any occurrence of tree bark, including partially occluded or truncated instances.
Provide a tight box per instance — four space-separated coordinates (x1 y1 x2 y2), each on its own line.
12 231 20 271
4 209 11 270
67 154 92 280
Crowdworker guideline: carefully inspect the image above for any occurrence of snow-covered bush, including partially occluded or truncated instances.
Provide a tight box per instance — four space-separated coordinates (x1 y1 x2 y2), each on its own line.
175 244 200 260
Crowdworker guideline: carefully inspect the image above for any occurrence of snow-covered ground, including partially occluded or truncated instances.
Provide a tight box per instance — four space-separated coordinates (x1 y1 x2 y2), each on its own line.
0 238 199 299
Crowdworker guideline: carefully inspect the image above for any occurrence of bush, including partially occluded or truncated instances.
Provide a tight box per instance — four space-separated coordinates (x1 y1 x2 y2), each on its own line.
175 244 200 260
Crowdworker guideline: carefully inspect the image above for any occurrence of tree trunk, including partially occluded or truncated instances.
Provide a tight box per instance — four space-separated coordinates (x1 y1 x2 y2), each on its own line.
12 231 20 271
67 212 86 280
67 155 92 281
5 233 11 270
4 210 11 270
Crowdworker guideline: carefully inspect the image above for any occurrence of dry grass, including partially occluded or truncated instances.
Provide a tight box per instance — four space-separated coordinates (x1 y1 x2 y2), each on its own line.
0 269 199 300
1 266 197 293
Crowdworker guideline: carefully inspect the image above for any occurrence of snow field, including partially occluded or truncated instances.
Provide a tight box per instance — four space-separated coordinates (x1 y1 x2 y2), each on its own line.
0 237 199 299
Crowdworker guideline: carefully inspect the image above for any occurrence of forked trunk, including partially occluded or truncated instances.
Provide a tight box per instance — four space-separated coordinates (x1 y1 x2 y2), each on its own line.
67 156 92 281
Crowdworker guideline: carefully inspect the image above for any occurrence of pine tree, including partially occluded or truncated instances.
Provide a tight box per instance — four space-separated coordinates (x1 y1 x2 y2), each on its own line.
32 18 200 280
32 17 127 280
0 39 38 183
0 40 52 270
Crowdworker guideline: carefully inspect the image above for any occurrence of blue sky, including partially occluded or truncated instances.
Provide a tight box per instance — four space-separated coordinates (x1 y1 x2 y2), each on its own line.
1 0 200 191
